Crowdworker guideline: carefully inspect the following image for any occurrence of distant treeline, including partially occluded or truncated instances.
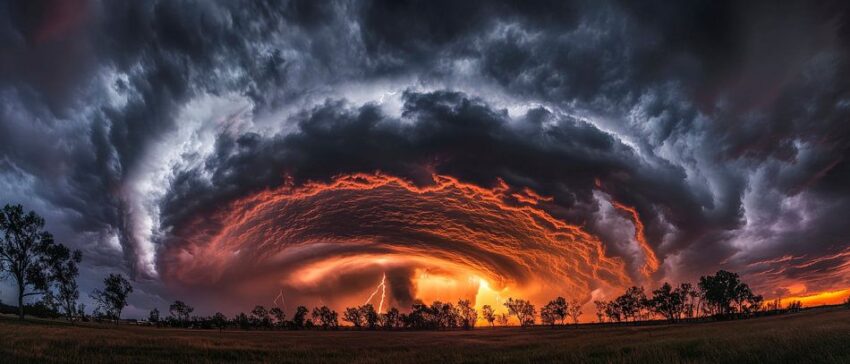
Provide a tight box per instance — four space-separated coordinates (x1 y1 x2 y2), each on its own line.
133 270 819 331
0 203 843 330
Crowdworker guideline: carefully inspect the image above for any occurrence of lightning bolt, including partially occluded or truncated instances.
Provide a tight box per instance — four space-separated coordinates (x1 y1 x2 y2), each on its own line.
273 289 287 312
364 273 387 312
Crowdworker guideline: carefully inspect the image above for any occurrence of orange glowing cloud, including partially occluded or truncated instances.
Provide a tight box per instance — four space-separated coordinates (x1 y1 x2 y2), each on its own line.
610 202 660 279
160 173 636 314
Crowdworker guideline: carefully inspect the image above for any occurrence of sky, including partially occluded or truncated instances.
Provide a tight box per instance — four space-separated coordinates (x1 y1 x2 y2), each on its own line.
1 0 849 319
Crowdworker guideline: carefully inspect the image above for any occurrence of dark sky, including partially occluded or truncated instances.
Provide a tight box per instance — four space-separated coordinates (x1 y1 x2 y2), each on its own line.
1 0 849 317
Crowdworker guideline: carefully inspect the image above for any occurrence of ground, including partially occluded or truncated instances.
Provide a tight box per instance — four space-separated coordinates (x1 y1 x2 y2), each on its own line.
1 307 849 363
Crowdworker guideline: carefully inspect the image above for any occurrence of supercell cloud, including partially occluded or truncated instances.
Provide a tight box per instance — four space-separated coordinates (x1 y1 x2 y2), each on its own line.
1 0 849 315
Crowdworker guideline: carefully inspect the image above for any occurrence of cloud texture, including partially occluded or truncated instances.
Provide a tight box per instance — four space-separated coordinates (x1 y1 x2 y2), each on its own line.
1 0 849 314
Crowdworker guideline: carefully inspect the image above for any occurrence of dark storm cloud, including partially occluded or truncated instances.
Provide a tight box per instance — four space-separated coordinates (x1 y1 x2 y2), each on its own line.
157 90 703 278
2 0 850 311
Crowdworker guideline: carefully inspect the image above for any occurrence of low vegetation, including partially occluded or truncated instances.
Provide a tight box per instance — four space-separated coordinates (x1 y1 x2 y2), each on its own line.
1 306 849 363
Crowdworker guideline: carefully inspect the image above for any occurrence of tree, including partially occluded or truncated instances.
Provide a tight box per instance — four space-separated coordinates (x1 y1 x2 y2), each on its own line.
787 300 803 312
567 299 582 324
699 270 740 317
90 273 133 321
604 301 622 322
312 306 338 329
456 299 478 329
593 300 607 322
495 313 509 326
169 300 194 326
679 283 697 319
542 297 567 325
382 307 399 329
44 244 82 321
292 305 309 329
269 307 286 328
361 304 379 329
250 305 270 328
234 312 250 330
504 298 536 326
343 306 363 328
482 305 496 327
0 204 80 319
650 282 682 322
77 303 88 321
540 303 557 326
211 312 228 331
615 286 645 322
148 308 160 324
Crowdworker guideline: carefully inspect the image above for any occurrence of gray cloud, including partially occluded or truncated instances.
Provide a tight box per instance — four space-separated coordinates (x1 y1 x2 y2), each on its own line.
1 0 849 313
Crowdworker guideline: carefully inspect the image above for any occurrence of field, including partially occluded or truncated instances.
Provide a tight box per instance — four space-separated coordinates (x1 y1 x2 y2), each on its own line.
2 307 849 363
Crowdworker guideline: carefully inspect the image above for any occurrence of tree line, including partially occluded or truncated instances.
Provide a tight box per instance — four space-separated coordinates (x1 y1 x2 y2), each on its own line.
0 204 827 329
592 270 766 324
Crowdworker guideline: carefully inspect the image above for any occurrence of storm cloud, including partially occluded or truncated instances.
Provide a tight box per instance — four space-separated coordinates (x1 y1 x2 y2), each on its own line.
1 0 849 315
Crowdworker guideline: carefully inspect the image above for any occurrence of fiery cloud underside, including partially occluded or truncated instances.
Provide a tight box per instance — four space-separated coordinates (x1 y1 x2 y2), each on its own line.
162 173 663 313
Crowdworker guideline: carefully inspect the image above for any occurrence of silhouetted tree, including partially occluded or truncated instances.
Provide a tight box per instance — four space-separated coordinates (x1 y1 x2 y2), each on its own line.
362 304 379 329
593 300 607 322
540 303 557 326
567 299 582 324
250 305 271 328
0 204 80 320
495 313 509 326
604 300 622 322
292 306 309 329
269 307 286 328
169 300 194 326
615 286 645 322
456 299 478 329
44 244 82 321
679 283 698 319
504 298 535 326
650 282 683 321
211 312 228 331
311 306 338 329
787 300 803 312
234 312 250 330
77 303 88 321
90 273 132 321
343 306 363 328
542 297 567 325
382 307 400 329
482 305 496 327
699 270 739 316
148 308 160 324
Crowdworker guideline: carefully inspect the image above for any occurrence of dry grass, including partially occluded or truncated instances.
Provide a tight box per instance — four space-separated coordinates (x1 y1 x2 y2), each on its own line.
2 307 849 363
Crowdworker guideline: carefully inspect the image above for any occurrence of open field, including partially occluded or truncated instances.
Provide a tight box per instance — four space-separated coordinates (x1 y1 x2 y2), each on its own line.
2 307 849 363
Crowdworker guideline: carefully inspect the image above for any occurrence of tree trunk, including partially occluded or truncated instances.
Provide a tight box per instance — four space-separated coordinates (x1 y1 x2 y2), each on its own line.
17 283 24 320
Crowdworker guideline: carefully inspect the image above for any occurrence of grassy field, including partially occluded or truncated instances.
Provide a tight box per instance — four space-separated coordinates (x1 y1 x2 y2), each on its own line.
1 307 849 363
